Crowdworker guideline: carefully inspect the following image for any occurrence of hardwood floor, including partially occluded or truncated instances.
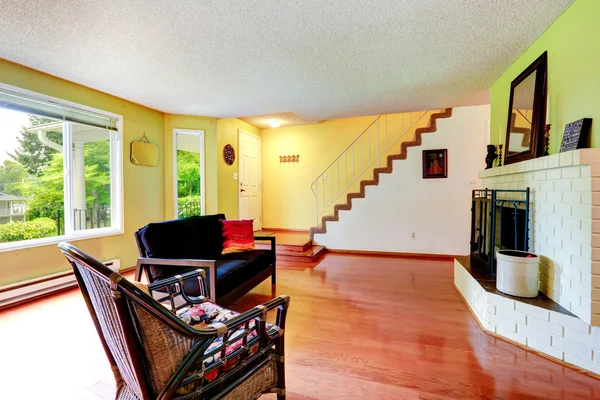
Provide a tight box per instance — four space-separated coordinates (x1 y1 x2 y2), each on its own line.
2 253 600 399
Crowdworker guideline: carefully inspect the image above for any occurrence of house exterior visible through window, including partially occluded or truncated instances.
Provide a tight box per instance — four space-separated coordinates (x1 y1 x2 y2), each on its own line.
0 84 123 249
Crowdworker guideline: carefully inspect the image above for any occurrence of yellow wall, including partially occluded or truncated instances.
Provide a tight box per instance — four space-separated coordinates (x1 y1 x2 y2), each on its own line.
491 0 600 153
261 112 435 230
0 59 165 286
164 114 218 219
216 119 260 219
261 115 380 230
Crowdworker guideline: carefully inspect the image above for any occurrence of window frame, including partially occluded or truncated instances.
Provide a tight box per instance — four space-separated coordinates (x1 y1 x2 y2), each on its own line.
0 83 124 253
173 129 206 218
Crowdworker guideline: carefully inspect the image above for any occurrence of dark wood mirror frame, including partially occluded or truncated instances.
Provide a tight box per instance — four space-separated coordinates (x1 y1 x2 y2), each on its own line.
504 51 548 165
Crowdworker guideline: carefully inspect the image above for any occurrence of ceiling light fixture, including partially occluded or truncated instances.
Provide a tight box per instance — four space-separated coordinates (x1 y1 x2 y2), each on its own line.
269 120 281 128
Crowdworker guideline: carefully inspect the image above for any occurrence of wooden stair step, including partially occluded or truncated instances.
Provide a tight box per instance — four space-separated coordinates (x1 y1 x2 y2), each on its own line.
256 240 313 253
276 245 326 263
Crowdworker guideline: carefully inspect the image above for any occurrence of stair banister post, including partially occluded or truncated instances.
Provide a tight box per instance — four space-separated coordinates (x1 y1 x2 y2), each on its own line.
352 143 355 179
337 159 340 195
376 118 380 168
330 166 333 203
385 115 388 148
315 179 319 226
368 125 371 164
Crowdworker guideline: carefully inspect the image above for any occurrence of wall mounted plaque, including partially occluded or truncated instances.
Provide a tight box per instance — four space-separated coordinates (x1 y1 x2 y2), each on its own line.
223 144 235 165
559 118 592 153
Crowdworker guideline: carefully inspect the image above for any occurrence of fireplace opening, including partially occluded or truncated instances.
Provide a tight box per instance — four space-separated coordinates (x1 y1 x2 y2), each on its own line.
470 188 530 275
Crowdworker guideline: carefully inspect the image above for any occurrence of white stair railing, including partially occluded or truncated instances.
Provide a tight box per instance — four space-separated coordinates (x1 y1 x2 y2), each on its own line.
310 111 430 226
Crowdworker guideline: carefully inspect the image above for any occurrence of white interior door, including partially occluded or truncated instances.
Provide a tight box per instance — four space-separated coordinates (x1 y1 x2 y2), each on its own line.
238 131 261 231
174 129 205 218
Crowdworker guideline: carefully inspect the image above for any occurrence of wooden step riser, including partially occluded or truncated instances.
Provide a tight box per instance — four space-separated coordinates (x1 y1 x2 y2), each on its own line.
277 249 326 263
256 243 313 253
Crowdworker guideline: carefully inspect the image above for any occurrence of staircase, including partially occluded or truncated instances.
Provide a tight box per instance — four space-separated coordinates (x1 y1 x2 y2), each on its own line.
309 108 454 240
256 233 326 265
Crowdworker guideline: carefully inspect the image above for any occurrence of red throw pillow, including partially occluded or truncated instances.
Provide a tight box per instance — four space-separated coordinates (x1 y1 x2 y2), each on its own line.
221 220 256 254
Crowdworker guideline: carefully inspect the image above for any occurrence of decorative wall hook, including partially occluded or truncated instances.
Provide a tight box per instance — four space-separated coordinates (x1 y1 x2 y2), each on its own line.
279 155 300 163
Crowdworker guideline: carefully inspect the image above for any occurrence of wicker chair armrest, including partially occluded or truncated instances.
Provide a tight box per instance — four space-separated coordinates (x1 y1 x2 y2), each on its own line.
136 257 219 302
147 269 210 306
211 295 290 340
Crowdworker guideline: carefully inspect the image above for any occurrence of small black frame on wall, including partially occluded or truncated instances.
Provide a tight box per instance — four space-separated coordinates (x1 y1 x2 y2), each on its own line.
422 149 448 179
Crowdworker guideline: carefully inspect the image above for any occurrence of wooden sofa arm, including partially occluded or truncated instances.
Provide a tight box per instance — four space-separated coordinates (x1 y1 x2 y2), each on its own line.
136 257 218 302
254 235 276 254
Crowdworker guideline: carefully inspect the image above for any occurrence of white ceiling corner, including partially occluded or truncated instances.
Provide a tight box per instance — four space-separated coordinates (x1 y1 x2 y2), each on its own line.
0 0 574 121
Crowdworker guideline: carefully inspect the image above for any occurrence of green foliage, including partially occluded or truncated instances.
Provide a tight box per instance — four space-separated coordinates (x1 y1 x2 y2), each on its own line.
177 150 201 198
0 218 57 243
177 195 202 218
20 152 65 220
84 140 111 207
1 129 111 223
8 116 62 176
0 160 29 196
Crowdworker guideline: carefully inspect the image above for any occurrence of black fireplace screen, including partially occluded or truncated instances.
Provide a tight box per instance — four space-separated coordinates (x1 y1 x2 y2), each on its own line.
470 188 530 275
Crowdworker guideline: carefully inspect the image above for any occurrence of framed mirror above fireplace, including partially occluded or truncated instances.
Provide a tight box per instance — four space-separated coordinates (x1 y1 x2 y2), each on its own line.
504 51 548 165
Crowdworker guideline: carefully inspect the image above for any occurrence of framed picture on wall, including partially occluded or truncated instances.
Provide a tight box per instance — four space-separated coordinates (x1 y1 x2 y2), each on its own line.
422 149 448 179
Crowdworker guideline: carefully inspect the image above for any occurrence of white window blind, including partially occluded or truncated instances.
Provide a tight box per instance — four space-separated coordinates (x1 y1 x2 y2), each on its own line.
0 87 118 131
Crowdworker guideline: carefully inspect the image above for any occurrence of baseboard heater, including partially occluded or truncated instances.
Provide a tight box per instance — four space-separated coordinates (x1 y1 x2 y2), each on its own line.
0 259 120 311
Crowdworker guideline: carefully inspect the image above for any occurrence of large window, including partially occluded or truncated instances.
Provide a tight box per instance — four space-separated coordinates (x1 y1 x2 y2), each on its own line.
0 84 122 249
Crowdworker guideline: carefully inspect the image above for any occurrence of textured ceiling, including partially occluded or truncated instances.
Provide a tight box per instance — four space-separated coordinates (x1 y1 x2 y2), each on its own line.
0 0 573 121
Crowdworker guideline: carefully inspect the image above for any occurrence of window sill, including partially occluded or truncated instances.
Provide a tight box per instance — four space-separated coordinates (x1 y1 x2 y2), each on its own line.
0 227 124 253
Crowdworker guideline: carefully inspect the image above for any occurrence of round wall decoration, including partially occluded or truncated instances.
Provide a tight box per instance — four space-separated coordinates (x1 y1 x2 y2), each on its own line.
223 144 235 165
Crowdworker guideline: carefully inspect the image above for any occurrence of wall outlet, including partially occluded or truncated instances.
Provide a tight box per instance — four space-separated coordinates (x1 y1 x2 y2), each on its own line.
411 232 416 240
468 180 477 188
233 172 238 180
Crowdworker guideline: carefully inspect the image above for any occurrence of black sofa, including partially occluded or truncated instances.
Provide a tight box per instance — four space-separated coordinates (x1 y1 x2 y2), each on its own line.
134 214 276 305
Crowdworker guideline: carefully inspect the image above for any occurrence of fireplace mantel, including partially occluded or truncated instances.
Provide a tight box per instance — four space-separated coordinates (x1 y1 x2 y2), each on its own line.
478 148 600 179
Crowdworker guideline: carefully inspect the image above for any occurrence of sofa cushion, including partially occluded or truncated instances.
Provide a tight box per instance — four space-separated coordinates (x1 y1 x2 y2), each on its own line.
138 214 225 261
138 218 199 259
216 250 274 297
220 249 275 267
189 214 226 258
221 220 256 254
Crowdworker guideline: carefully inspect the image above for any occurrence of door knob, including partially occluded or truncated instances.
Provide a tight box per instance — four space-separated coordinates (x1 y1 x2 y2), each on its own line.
240 188 246 192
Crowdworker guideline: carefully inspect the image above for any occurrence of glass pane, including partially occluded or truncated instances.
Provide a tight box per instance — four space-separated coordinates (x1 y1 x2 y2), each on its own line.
72 123 112 231
176 133 202 218
509 71 536 154
0 109 65 243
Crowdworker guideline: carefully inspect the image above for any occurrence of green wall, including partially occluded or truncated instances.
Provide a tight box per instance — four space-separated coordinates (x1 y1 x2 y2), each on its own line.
491 0 600 154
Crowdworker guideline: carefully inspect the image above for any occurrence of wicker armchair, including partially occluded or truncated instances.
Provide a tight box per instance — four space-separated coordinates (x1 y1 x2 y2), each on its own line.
58 242 289 400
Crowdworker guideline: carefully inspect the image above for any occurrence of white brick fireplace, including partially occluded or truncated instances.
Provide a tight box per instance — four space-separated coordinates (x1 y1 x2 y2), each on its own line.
454 149 600 376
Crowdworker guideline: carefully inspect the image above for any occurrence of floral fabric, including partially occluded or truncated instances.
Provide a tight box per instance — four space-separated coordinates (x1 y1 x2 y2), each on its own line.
177 302 263 383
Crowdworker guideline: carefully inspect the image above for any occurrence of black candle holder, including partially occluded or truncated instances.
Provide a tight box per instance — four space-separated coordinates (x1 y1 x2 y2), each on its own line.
543 124 551 156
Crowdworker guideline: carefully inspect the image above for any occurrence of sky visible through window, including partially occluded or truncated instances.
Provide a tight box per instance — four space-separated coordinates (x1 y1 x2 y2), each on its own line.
0 108 30 164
